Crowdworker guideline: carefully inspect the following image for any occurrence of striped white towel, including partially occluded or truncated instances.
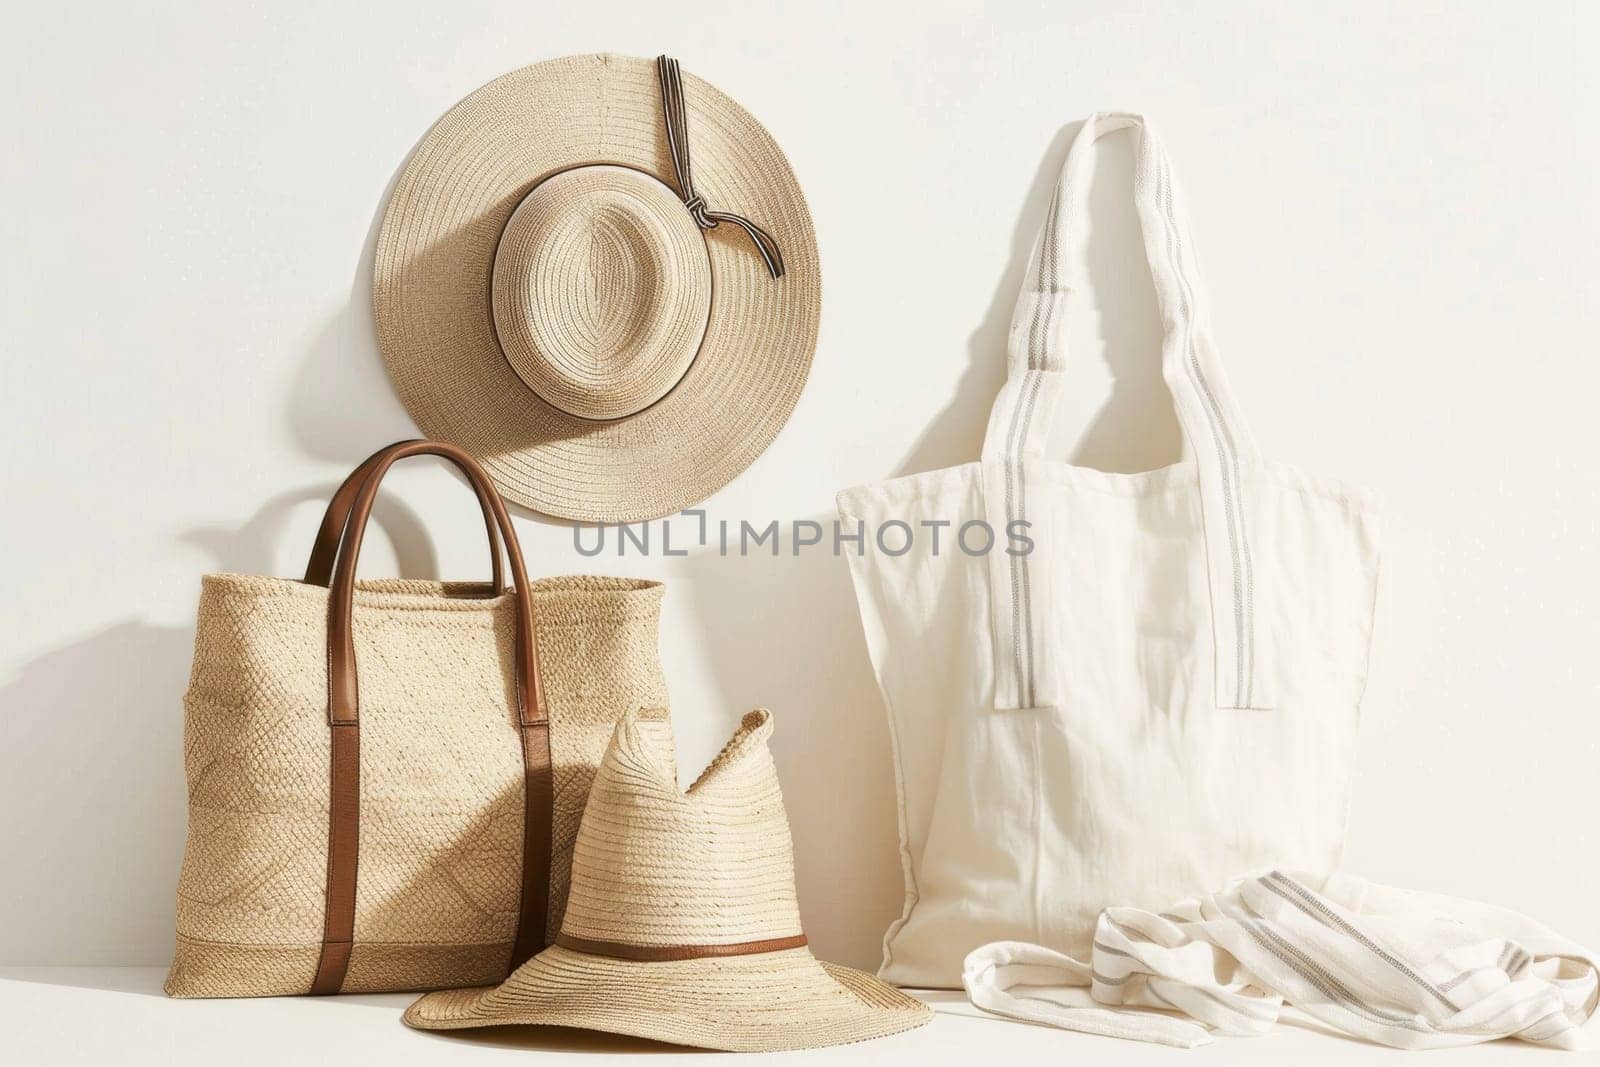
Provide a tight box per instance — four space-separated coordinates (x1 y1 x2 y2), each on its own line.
963 871 1599 1050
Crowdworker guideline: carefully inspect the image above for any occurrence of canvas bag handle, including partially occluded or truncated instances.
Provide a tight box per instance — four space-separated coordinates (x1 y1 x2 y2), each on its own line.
304 440 553 995
979 114 1270 711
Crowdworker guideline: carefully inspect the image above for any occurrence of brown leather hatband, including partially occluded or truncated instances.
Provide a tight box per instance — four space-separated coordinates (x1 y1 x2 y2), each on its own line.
553 932 809 962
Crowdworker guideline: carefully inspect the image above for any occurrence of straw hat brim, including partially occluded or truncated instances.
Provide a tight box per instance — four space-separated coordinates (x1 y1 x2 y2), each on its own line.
374 54 821 523
402 945 930 1053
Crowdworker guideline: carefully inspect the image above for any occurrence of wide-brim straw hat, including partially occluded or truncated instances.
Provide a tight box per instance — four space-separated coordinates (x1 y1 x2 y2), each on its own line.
404 709 930 1052
374 54 820 523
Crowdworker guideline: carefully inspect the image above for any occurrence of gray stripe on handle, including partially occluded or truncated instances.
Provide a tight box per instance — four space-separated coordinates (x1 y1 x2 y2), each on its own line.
1015 186 1067 705
1015 374 1044 707
1003 178 1066 709
1163 155 1257 705
1153 153 1254 707
1001 387 1029 707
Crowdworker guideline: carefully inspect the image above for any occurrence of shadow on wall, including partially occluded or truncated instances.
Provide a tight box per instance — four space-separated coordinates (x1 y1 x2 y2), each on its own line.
0 622 192 966
1069 119 1181 472
670 515 901 971
285 137 418 472
0 486 436 967
283 123 574 530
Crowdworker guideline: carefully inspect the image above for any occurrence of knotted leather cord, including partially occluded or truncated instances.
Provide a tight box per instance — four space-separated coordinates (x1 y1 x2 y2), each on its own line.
656 55 786 279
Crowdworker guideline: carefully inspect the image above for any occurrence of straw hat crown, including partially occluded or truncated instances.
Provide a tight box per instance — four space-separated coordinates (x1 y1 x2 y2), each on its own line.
404 707 933 1051
559 708 803 948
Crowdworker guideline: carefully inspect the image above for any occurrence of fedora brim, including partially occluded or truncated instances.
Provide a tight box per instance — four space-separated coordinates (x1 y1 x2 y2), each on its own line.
374 54 820 523
403 944 930 1053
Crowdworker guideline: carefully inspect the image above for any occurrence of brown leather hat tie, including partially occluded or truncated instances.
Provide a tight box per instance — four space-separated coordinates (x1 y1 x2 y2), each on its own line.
657 54 785 278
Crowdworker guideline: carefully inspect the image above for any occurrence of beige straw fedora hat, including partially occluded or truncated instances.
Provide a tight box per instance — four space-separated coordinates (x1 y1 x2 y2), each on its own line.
404 708 930 1052
374 54 820 523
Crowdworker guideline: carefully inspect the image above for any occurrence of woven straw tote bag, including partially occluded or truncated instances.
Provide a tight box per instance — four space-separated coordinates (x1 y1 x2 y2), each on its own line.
164 440 669 998
837 115 1380 987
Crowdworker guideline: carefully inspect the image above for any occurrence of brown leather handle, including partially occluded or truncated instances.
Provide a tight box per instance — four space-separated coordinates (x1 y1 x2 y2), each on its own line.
309 440 553 996
325 440 545 726
303 440 504 594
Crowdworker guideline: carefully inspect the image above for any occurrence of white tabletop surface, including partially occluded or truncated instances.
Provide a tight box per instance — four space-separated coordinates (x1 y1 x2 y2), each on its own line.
0 967 1582 1065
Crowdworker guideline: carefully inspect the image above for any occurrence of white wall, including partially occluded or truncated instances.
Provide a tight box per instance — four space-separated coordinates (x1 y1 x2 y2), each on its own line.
2 0 1596 968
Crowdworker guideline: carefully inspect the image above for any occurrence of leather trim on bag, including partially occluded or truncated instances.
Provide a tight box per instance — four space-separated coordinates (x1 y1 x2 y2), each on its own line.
310 721 359 995
509 720 553 970
303 443 504 594
306 440 550 995
553 932 809 962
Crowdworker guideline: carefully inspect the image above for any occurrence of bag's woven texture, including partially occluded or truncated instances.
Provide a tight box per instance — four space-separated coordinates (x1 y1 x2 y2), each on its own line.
164 574 666 998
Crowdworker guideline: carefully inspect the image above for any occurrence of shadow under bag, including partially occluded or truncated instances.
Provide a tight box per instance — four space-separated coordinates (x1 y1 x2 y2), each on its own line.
837 114 1381 988
166 440 668 997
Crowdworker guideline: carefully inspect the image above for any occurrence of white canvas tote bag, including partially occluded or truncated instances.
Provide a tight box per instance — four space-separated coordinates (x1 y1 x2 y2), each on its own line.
837 113 1381 988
